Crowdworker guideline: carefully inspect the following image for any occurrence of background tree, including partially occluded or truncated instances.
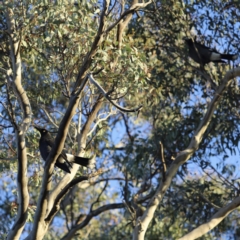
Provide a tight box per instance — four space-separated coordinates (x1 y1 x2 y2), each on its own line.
0 0 240 240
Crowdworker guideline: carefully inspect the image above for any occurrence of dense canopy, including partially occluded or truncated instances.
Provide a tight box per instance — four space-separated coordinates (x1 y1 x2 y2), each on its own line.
0 0 240 239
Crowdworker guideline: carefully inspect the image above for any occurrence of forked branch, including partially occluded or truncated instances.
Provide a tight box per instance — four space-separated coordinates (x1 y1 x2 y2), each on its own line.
179 195 240 240
132 67 240 240
88 74 143 113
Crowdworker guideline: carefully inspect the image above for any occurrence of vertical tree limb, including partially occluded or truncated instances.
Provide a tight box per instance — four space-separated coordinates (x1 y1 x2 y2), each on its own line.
25 0 152 238
5 5 31 240
45 97 104 219
117 0 137 50
28 2 110 236
159 141 166 181
29 86 88 240
74 0 110 91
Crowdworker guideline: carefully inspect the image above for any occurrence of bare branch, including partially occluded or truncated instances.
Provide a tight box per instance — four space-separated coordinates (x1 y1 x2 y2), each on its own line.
45 176 88 223
87 109 117 136
45 98 104 224
79 96 104 149
3 136 16 154
179 196 240 240
88 74 143 113
105 0 152 34
77 177 127 190
5 79 17 129
122 113 134 141
159 141 166 181
4 5 31 240
61 203 125 240
73 0 110 91
45 168 109 223
29 76 89 239
207 164 238 191
193 66 217 89
77 101 83 150
198 193 221 210
132 67 240 240
40 107 59 128
90 180 108 212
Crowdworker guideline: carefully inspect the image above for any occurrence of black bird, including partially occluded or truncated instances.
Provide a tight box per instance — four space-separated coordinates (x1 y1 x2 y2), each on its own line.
184 38 237 66
34 126 94 173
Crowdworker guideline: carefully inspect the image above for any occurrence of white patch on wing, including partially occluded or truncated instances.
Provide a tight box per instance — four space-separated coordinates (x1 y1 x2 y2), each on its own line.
66 153 74 162
210 52 221 60
58 156 65 163
232 54 238 60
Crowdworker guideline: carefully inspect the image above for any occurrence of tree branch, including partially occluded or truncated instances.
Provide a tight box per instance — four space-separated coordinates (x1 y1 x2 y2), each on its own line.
5 6 31 240
46 170 118 231
179 195 240 240
159 141 166 181
88 74 143 113
61 203 125 240
198 193 221 210
45 176 88 223
132 67 240 240
105 0 152 34
90 180 108 212
73 0 110 91
87 109 117 137
28 71 90 239
44 98 104 226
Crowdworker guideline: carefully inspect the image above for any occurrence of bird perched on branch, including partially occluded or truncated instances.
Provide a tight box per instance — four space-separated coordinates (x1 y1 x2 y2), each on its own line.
34 126 94 173
184 37 238 66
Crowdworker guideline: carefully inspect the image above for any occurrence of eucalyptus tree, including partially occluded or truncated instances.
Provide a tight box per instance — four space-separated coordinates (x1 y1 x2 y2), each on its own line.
1 0 240 239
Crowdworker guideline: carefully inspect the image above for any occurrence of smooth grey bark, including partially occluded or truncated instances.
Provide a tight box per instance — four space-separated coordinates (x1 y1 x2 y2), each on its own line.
132 67 240 240
5 6 31 240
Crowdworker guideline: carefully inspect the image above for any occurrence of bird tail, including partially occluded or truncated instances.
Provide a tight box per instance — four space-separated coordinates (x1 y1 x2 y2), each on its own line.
66 153 95 168
220 54 238 61
74 156 95 168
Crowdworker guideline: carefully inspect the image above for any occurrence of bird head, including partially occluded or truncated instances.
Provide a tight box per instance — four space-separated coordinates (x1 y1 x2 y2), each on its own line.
183 37 194 46
33 125 49 136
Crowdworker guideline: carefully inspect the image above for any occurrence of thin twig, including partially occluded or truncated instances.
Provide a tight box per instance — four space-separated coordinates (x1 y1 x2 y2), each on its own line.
88 73 143 113
198 193 221 210
90 180 108 212
3 136 16 154
159 141 166 181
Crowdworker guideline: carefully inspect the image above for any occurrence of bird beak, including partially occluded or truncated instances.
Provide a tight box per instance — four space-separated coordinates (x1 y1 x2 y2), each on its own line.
33 125 41 131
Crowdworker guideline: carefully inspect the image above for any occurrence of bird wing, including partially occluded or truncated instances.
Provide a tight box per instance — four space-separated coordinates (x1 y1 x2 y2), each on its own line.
44 136 72 169
195 41 211 50
59 150 73 169
46 140 54 152
43 134 55 148
39 134 55 160
195 41 221 54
